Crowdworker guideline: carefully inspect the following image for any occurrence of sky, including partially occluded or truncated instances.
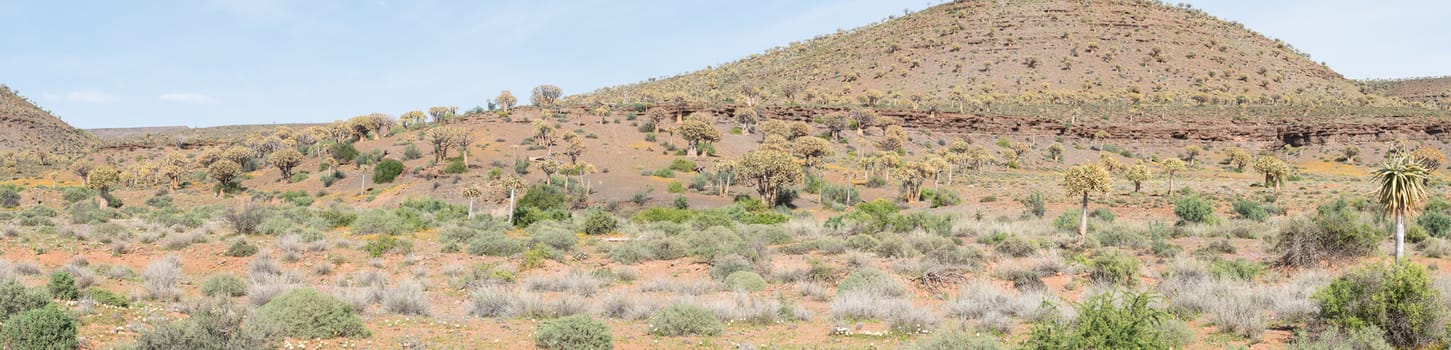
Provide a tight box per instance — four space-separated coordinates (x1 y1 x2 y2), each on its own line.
1 0 1447 129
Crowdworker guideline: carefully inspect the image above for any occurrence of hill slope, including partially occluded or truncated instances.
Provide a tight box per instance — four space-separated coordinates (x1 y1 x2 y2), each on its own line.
1362 76 1451 110
579 0 1405 117
0 85 95 154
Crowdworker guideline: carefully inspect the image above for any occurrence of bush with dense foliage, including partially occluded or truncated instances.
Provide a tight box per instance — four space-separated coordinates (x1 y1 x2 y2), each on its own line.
47 271 79 300
1173 194 1216 224
133 301 277 350
1022 291 1185 349
1313 263 1447 348
0 280 49 320
724 271 767 292
1087 251 1140 286
648 304 722 336
254 288 370 339
0 304 78 350
1276 198 1380 267
533 314 613 350
582 210 617 235
201 273 248 297
372 159 404 183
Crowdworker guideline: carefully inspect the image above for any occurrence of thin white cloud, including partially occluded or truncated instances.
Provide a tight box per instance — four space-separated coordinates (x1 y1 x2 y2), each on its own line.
159 92 217 104
66 90 120 104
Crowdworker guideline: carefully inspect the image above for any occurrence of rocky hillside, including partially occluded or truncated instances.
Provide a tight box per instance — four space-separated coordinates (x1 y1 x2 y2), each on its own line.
0 85 95 154
579 0 1410 119
1363 76 1451 110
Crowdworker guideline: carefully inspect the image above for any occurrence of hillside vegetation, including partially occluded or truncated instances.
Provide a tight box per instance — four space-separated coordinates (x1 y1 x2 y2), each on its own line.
1363 76 1451 110
578 0 1424 120
0 85 94 156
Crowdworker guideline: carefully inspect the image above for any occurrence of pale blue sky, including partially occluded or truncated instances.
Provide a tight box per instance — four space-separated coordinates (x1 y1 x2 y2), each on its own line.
1 0 1446 128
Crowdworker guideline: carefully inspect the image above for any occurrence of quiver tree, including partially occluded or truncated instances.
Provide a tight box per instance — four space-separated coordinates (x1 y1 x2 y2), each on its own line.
455 129 475 167
677 116 721 158
269 149 304 180
1372 156 1429 263
645 109 669 133
496 175 526 226
820 112 850 140
1162 158 1186 197
592 105 612 124
737 149 803 206
1124 161 1151 193
207 160 241 197
1063 163 1112 240
1223 147 1252 172
1411 147 1447 171
71 161 95 186
426 127 463 162
496 90 517 112
791 136 833 171
399 110 426 129
531 120 559 156
563 134 587 165
158 152 190 190
461 183 484 220
531 85 562 107
428 106 457 124
1253 155 1290 191
733 108 760 134
848 109 877 136
898 160 936 202
1047 143 1065 162
538 159 560 184
87 165 121 206
713 160 737 197
1098 152 1123 173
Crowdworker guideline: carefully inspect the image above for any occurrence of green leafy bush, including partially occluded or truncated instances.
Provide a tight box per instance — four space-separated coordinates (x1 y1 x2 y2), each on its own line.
1232 200 1270 222
838 268 906 297
1087 251 1140 286
648 304 722 336
201 273 248 297
1416 211 1451 238
1173 194 1216 224
0 304 78 350
444 159 467 174
133 301 277 349
0 187 19 209
631 207 695 223
668 159 697 173
724 271 767 292
225 239 259 257
255 288 370 339
1313 263 1447 348
582 211 617 235
85 288 130 307
467 232 525 257
534 314 613 350
1022 291 1184 349
1275 198 1379 267
48 271 79 300
911 331 1005 350
361 236 413 257
0 280 49 320
372 159 404 183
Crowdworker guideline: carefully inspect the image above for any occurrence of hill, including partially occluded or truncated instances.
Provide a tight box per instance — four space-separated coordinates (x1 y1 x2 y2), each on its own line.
578 0 1417 121
1362 76 1451 110
0 84 95 154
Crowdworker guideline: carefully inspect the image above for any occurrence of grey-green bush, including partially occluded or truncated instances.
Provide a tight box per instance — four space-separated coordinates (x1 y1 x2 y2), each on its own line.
534 314 613 350
724 271 767 292
201 273 248 297
648 304 722 336
0 304 78 350
254 288 370 339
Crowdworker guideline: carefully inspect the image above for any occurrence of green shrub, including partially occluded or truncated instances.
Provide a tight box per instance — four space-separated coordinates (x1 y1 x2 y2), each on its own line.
444 159 467 174
0 187 19 209
201 273 248 297
61 187 94 204
361 236 413 257
668 159 696 173
1020 192 1047 218
837 268 905 297
1053 210 1087 233
1287 326 1394 350
631 207 695 223
1173 194 1216 224
1089 208 1116 223
288 172 309 184
993 235 1036 257
582 211 617 235
1232 200 1270 222
468 232 525 257
372 159 404 183
225 239 259 257
667 182 685 193
1313 263 1446 348
1208 258 1263 281
352 209 415 235
534 314 613 350
0 304 78 350
1275 198 1379 267
1417 211 1451 238
609 241 649 264
724 271 767 292
648 304 722 336
0 280 49 320
47 271 79 300
133 301 277 349
530 226 577 252
85 288 130 307
911 331 1005 350
651 168 675 178
255 288 370 339
331 142 359 164
1022 291 1182 349
1087 251 1139 286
